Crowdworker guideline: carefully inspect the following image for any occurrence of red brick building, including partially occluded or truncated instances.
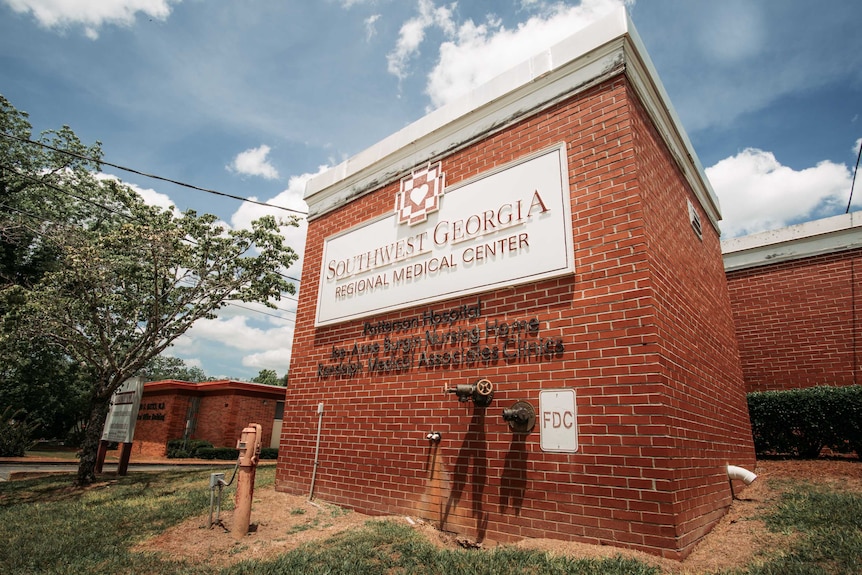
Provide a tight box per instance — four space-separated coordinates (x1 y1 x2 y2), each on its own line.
276 9 755 560
723 212 862 392
132 380 285 457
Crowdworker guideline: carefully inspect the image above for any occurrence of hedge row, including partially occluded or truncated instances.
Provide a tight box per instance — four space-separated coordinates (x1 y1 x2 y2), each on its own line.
166 439 213 459
166 439 278 460
196 447 278 460
747 385 862 459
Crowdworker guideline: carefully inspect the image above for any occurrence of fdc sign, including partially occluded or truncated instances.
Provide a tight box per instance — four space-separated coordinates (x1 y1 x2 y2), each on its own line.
539 389 578 453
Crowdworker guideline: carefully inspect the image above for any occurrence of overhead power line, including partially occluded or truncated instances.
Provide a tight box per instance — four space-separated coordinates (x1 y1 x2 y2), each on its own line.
846 138 862 214
2 162 304 293
0 208 300 324
0 161 135 222
0 131 308 216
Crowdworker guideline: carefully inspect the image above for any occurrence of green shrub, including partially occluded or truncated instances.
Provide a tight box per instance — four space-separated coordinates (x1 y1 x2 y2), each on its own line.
748 385 862 459
165 438 213 459
197 447 240 460
260 447 278 459
0 407 39 457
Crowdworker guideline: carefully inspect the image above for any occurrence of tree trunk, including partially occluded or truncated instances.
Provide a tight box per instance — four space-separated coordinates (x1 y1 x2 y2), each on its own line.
76 395 111 486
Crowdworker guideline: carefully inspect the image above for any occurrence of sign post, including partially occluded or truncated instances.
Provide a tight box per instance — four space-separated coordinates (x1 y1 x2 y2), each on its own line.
97 376 145 475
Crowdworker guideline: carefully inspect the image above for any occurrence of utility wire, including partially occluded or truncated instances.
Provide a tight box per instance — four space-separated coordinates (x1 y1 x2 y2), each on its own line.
0 131 308 216
1 161 135 221
2 162 302 287
227 301 296 323
1 209 299 324
2 173 300 322
846 138 862 214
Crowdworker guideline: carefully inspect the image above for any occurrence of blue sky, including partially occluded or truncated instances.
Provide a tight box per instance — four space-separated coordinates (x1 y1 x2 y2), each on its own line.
1 0 860 380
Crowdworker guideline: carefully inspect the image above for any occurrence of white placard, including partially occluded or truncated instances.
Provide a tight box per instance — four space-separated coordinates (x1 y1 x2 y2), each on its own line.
315 145 574 326
101 377 144 443
539 388 578 453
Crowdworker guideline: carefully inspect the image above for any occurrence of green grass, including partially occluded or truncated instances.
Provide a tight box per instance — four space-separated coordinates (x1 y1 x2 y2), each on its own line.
736 481 862 575
1 466 860 574
226 520 658 575
0 466 239 574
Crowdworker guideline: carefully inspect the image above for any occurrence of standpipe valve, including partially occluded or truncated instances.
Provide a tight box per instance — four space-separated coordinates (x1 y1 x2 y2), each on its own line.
446 378 494 407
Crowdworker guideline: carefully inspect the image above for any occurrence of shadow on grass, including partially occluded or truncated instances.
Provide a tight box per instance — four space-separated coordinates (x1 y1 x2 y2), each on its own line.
0 468 204 506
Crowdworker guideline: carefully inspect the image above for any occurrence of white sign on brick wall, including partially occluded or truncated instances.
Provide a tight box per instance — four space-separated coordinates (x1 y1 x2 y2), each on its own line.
315 144 574 326
539 388 578 453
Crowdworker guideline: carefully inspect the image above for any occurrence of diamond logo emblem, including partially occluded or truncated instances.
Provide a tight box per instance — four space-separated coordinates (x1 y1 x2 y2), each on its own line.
395 162 445 225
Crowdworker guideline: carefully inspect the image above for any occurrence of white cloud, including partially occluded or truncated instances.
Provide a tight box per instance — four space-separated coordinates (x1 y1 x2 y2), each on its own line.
242 347 293 373
386 0 457 80
181 356 203 369
229 166 326 278
422 0 629 108
3 0 179 39
174 314 295 377
229 167 321 229
706 148 852 238
95 172 177 213
228 145 280 180
364 13 380 41
180 315 284 352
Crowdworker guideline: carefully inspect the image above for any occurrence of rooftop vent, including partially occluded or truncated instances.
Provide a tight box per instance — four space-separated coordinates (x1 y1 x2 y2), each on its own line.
688 199 703 240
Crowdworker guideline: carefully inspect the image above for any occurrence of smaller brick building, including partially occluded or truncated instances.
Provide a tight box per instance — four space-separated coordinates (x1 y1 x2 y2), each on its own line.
723 212 862 392
132 379 285 457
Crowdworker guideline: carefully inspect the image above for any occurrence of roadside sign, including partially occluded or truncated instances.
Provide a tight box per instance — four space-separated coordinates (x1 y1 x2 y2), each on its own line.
102 377 145 443
539 388 578 452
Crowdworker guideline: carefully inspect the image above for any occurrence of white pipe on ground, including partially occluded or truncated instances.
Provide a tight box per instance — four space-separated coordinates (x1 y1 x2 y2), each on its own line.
727 464 757 485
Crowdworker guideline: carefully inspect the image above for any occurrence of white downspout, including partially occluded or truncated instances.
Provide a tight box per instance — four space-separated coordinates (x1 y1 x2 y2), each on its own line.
727 464 757 499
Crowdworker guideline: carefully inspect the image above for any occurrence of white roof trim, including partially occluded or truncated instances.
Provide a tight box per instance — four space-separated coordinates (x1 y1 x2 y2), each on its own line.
722 212 862 272
304 7 719 230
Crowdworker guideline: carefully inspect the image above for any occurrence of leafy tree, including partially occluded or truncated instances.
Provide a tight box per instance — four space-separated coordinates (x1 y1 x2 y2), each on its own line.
251 368 284 386
0 94 104 443
0 406 39 456
0 334 91 440
137 355 209 383
0 95 299 484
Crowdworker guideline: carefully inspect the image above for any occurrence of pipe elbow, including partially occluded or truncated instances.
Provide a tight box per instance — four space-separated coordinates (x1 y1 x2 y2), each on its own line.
727 464 757 485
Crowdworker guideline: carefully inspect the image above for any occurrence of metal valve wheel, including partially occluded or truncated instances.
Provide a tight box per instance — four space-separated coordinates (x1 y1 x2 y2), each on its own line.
472 378 494 407
475 378 493 396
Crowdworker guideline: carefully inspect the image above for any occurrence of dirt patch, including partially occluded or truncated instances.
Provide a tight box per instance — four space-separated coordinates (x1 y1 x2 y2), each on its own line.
135 459 861 573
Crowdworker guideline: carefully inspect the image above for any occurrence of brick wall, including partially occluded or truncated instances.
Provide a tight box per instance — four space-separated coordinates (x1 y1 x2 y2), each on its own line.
276 74 754 560
196 392 279 448
132 390 191 457
726 249 861 392
631 91 756 550
132 382 282 456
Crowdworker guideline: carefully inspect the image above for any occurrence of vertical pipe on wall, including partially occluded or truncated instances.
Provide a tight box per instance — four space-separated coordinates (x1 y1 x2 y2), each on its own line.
309 402 324 500
852 256 858 386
